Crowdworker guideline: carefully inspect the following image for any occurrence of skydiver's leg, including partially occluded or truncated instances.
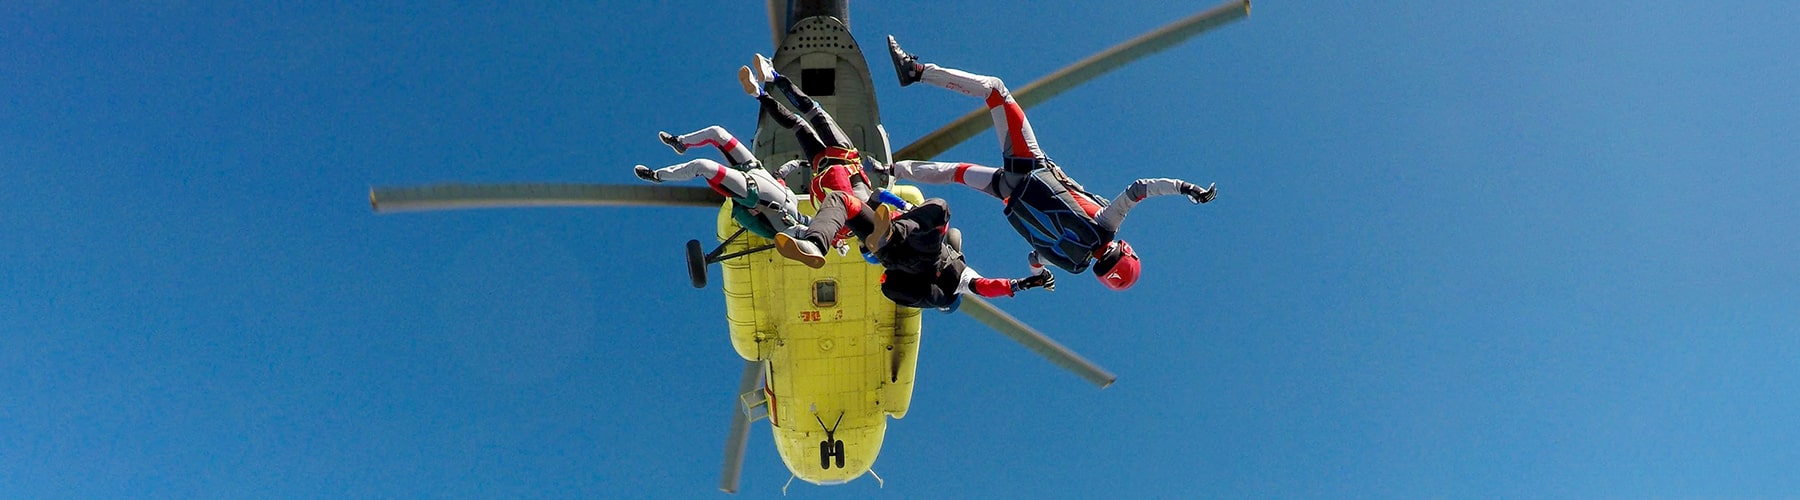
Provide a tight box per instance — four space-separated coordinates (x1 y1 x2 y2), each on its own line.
888 161 1005 200
769 74 854 149
758 94 828 161
670 126 757 168
644 159 751 198
913 63 1046 170
798 191 875 248
1092 178 1211 231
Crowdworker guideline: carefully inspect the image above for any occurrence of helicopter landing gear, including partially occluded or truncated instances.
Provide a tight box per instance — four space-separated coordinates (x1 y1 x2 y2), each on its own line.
818 439 845 469
814 412 846 470
685 240 707 288
685 227 777 289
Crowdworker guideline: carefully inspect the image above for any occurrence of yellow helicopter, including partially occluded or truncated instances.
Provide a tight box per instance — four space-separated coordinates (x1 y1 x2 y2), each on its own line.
370 0 1248 493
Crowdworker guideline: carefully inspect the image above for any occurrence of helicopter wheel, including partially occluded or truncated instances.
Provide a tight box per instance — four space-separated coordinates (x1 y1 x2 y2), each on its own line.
833 440 845 468
685 239 707 289
819 440 833 469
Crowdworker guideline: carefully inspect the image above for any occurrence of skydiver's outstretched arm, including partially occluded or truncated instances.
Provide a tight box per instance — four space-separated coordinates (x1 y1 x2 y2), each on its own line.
887 160 1007 200
958 265 1055 298
1092 178 1214 231
665 126 757 168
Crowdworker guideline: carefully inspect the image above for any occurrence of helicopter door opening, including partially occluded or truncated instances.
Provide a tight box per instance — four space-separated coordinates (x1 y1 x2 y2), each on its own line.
812 280 838 308
801 67 836 96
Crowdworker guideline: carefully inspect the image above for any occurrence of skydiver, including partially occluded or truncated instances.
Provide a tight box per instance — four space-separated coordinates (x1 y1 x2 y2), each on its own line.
742 53 1049 308
773 187 1054 310
882 36 1219 291
634 125 810 240
740 54 875 205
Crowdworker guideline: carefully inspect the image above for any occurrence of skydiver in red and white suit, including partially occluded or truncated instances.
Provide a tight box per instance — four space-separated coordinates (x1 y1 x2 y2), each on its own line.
741 53 874 206
882 36 1218 291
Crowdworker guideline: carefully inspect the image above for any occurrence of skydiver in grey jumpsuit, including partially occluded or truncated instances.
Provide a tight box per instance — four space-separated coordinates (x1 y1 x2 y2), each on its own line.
635 125 809 239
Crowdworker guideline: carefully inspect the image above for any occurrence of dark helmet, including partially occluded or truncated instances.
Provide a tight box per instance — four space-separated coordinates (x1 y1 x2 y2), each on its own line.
1092 240 1141 291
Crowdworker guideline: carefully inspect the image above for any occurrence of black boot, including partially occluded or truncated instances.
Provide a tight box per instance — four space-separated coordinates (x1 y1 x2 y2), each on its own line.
658 131 686 155
886 36 921 87
1183 182 1216 204
633 165 661 183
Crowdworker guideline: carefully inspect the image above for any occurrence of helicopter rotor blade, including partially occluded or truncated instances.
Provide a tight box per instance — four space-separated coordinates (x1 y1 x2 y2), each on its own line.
767 0 786 49
894 0 1250 161
959 296 1117 388
719 360 764 494
369 183 725 213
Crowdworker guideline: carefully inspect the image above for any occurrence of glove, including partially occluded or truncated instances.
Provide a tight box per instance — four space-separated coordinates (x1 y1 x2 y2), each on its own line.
1182 182 1216 204
1012 272 1055 292
773 158 808 178
866 158 892 175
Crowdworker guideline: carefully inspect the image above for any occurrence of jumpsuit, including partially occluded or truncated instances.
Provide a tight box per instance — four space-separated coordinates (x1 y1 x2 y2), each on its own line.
888 62 1203 273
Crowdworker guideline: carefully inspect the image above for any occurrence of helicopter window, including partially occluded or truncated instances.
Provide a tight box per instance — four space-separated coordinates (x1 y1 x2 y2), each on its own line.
801 68 836 96
812 280 837 308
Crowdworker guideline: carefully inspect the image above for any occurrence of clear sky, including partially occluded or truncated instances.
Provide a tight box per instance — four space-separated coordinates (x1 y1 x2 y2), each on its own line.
4 1 1798 498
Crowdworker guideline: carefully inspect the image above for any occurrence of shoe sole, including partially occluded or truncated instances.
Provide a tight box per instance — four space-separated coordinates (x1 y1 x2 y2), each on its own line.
774 233 826 269
737 66 760 96
753 54 775 83
866 204 895 250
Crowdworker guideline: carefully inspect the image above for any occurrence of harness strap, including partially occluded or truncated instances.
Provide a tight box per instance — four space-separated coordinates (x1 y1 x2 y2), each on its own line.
805 147 870 207
813 146 861 167
1003 155 1046 173
731 173 762 208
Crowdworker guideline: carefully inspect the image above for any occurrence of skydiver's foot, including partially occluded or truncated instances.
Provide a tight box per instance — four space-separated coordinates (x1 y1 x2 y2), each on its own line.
738 66 763 96
658 131 686 155
752 53 778 83
1183 182 1216 204
886 36 921 87
865 204 896 250
633 165 661 183
774 232 828 269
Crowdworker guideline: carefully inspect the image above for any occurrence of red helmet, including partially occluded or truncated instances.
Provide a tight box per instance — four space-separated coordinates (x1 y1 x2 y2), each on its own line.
1092 240 1141 291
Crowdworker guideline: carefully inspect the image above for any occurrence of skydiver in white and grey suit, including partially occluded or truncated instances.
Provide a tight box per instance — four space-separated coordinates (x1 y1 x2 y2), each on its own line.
635 125 810 240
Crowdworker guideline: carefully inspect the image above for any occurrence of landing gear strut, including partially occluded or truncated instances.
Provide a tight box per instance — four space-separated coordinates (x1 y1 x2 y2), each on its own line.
685 227 777 289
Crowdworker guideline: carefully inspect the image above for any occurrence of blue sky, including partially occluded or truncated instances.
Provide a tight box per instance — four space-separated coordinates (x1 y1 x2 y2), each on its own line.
4 1 1798 497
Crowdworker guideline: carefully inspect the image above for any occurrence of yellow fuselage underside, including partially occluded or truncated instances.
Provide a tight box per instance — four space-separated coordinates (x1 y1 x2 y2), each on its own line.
717 187 926 485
